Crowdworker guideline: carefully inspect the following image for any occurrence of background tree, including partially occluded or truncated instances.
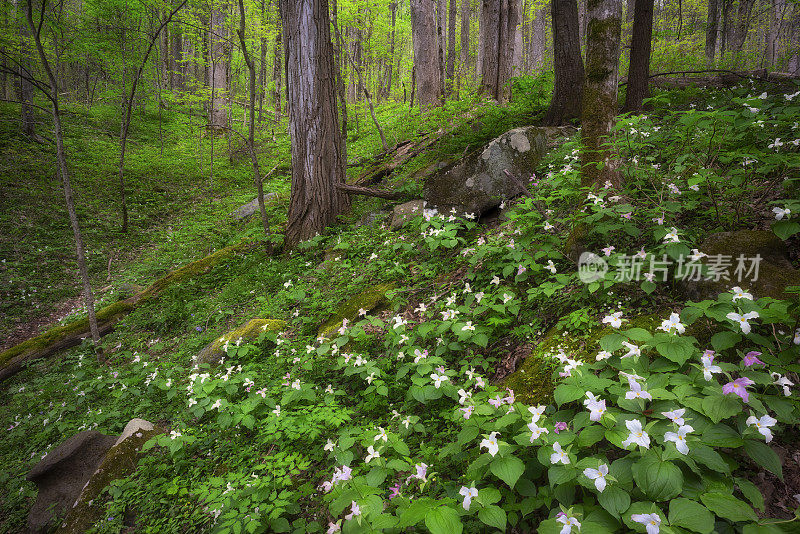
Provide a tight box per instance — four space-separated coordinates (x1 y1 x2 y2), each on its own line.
280 0 349 248
543 0 583 125
622 0 653 112
478 0 522 102
410 0 442 108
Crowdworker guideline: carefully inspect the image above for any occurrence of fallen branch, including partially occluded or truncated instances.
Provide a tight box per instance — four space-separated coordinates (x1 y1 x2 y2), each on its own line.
335 183 404 200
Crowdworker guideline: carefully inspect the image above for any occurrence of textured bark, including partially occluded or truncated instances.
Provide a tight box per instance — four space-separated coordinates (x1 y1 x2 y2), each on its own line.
445 0 456 94
280 0 349 248
170 26 184 89
543 0 584 125
581 0 622 188
623 0 653 112
23 0 100 349
529 7 546 70
411 0 443 107
386 2 397 98
437 0 446 98
731 0 755 55
210 1 229 130
272 3 282 121
479 0 521 102
706 0 719 64
460 0 469 80
765 0 777 67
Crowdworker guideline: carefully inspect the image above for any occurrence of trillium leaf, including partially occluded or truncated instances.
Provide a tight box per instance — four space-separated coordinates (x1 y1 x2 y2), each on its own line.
491 455 525 489
624 328 653 342
702 392 742 423
700 492 758 523
554 384 585 406
425 506 463 534
690 444 731 474
478 505 507 531
735 477 765 512
597 485 630 517
631 452 683 501
701 423 744 448
477 487 502 506
711 331 742 352
772 220 800 240
743 439 783 480
668 498 715 533
578 425 606 447
655 336 694 365
600 333 625 353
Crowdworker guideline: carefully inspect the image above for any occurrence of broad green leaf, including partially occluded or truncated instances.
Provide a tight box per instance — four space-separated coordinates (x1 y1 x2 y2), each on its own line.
711 331 742 352
625 328 653 342
702 423 744 448
396 497 437 528
743 439 783 480
578 425 606 447
597 485 630 517
477 487 501 506
773 220 800 240
631 452 683 501
735 477 765 512
478 505 507 531
554 384 585 406
690 444 730 474
425 506 462 534
491 455 525 489
702 393 742 423
668 498 715 533
700 492 758 523
655 336 694 365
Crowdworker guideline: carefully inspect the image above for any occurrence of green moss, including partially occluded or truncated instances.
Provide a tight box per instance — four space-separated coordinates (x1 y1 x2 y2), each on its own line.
317 282 396 338
196 318 287 365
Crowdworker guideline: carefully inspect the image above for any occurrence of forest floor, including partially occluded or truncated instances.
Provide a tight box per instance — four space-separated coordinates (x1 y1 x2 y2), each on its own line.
1 77 799 533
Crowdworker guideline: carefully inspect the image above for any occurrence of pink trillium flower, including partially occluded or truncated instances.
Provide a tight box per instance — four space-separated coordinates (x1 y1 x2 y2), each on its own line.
388 483 401 499
553 421 568 434
489 395 504 408
743 351 765 367
722 377 756 402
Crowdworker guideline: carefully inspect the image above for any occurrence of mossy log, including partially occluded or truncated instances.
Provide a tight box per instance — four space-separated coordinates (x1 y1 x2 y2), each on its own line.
0 241 254 383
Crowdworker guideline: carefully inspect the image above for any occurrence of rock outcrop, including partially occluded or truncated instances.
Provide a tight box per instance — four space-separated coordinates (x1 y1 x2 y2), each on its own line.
196 318 287 366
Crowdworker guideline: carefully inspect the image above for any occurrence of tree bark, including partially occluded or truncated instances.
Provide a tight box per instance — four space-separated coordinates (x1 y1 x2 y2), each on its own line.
581 0 622 188
411 0 443 107
705 0 719 64
479 0 521 102
543 0 584 125
210 1 229 130
731 0 755 57
272 1 281 121
459 0 470 86
623 0 653 112
24 0 100 350
446 0 457 95
530 6 546 70
764 0 777 67
386 2 397 98
280 0 349 248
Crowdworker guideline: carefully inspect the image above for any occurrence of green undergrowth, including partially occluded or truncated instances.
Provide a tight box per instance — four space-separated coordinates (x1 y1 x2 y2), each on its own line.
1 82 800 534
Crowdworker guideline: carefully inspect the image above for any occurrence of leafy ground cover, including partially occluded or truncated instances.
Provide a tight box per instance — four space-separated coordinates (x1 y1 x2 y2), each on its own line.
0 79 799 533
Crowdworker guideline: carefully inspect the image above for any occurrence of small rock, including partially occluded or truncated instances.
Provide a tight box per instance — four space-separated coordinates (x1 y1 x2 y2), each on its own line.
195 318 286 366
390 200 426 229
229 194 277 222
318 283 396 337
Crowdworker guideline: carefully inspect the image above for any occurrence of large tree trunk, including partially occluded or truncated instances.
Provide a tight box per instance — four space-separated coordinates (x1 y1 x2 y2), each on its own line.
280 0 349 248
622 0 653 112
764 0 778 67
445 0 457 94
210 1 229 130
411 0 443 107
706 0 719 64
24 0 101 351
543 0 584 125
272 2 282 121
479 0 521 102
731 0 755 56
459 0 470 91
386 2 398 98
581 0 622 188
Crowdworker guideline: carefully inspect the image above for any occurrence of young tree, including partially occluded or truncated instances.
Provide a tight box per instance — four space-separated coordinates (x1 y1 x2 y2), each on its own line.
543 0 584 125
581 0 622 188
279 0 349 248
622 0 653 112
410 0 442 107
210 0 229 130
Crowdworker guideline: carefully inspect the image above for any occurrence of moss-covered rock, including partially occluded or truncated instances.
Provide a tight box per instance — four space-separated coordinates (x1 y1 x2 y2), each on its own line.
423 126 548 216
681 230 800 301
57 420 162 534
390 200 425 230
318 283 396 338
196 318 287 366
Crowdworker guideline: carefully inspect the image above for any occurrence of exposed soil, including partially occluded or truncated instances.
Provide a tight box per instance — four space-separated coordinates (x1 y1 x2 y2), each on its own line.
0 294 84 353
750 438 800 520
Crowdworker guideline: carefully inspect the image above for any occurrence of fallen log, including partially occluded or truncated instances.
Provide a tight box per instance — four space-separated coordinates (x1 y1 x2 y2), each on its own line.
335 183 407 200
0 241 256 384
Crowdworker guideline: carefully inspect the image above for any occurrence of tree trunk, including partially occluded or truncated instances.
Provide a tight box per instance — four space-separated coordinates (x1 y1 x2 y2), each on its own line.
622 0 653 112
581 0 622 188
543 0 584 125
411 0 443 107
386 2 397 98
530 6 546 70
731 0 755 58
171 25 184 89
764 0 777 67
272 2 282 121
279 0 349 248
18 8 36 139
705 0 719 64
479 0 520 102
578 0 586 47
446 0 457 94
23 0 100 350
257 0 267 122
210 1 229 130
459 0 470 86
437 0 446 99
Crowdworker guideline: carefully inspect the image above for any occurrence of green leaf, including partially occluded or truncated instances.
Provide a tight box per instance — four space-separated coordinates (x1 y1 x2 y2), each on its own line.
702 393 742 424
600 333 625 353
548 465 576 486
625 328 653 342
668 498 715 533
700 492 758 523
554 384 585 405
425 506 463 534
477 487 502 506
478 505 507 531
490 455 525 489
631 452 683 501
597 485 631 517
711 331 742 352
743 440 783 480
735 477 765 512
654 336 694 365
690 444 730 474
772 220 800 240
702 423 744 448
397 498 436 528
578 425 606 447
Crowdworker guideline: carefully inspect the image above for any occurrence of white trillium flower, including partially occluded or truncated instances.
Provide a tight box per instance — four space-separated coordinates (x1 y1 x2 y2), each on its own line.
528 422 550 442
621 341 641 359
658 312 685 334
374 427 388 442
430 373 449 388
545 260 557 273
550 442 570 465
622 419 650 449
596 350 612 361
480 432 500 456
459 486 478 510
602 311 625 328
773 207 791 220
584 464 609 492
528 405 547 422
664 424 694 454
663 227 680 243
462 321 476 332
771 372 794 396
625 380 653 401
584 392 606 421
324 439 336 452
458 388 472 405
701 354 722 381
746 414 777 443
556 513 581 534
365 445 380 463
726 311 760 334
632 513 661 534
731 286 753 301
661 408 686 426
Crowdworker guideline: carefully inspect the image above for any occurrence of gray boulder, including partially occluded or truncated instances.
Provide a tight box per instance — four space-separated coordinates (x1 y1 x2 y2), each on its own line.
26 430 117 533
390 200 426 229
423 126 548 216
230 194 277 221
